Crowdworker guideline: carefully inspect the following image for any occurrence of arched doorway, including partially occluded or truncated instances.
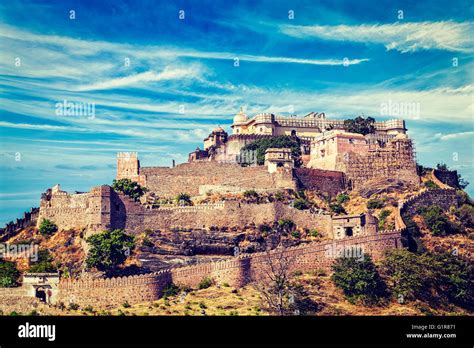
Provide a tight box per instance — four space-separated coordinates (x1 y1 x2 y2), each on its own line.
35 287 47 302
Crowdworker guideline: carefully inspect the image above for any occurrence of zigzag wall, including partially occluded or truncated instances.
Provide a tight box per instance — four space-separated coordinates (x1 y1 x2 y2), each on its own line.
57 231 402 308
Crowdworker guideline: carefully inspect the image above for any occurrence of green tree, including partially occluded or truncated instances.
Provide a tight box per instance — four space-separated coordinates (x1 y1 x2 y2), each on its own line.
417 205 461 236
175 193 192 206
243 190 259 199
378 209 391 230
277 219 296 234
331 254 386 305
0 260 20 287
292 198 309 210
381 249 431 302
456 204 474 228
436 163 448 171
336 193 350 204
198 277 214 289
343 116 376 135
436 163 469 189
29 250 57 273
429 252 473 308
241 135 302 166
111 179 147 202
329 203 346 214
86 229 135 274
367 199 384 209
39 219 58 236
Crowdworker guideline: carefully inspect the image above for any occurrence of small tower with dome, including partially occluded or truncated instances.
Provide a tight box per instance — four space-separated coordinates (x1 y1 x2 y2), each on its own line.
203 125 228 150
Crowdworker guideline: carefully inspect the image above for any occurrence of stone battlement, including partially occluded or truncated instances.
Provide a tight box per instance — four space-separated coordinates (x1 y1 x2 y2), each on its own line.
56 230 402 308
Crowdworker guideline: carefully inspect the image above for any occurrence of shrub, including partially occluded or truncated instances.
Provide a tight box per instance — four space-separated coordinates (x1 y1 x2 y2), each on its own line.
68 303 79 310
382 249 473 308
198 277 214 289
381 249 431 302
83 305 94 313
85 229 135 273
455 204 474 228
336 193 350 204
162 283 180 299
176 193 192 206
140 236 154 249
0 260 20 287
429 252 473 307
291 231 301 239
424 180 439 189
258 224 272 233
378 209 391 230
367 199 384 210
28 250 57 273
331 254 386 305
277 219 296 233
243 190 259 198
39 219 58 236
292 198 309 210
417 205 461 236
275 191 284 201
329 203 346 214
308 229 320 238
343 116 376 135
122 301 131 308
241 135 302 166
111 178 147 201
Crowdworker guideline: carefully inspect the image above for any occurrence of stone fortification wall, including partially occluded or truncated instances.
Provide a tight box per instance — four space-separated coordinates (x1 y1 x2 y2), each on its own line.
56 231 402 308
36 186 111 234
37 185 333 235
294 168 346 196
433 169 459 188
400 188 458 218
140 161 295 197
0 207 39 242
110 192 333 235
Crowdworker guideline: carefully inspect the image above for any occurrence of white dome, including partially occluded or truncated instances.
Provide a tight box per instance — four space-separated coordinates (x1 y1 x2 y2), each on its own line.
233 109 248 124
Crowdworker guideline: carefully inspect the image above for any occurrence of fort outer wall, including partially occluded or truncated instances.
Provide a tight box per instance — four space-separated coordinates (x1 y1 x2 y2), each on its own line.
56 230 402 308
110 189 334 235
36 185 334 236
36 186 111 236
400 188 458 218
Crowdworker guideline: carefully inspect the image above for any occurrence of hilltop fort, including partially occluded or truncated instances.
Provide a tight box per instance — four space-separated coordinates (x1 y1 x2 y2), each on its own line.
0 111 466 311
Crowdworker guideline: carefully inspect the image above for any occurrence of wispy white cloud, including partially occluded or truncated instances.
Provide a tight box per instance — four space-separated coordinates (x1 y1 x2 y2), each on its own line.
0 121 87 132
76 67 202 91
435 131 474 141
280 21 474 53
0 23 367 75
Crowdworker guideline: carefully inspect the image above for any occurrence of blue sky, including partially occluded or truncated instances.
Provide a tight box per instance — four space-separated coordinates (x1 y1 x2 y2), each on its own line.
0 0 473 225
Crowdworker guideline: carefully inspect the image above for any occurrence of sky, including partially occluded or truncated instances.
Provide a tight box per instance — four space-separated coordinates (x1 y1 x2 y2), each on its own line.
0 0 473 225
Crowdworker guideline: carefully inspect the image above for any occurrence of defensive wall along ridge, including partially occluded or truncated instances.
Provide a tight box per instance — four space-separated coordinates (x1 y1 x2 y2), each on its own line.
56 231 402 308
36 185 334 236
53 186 461 308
